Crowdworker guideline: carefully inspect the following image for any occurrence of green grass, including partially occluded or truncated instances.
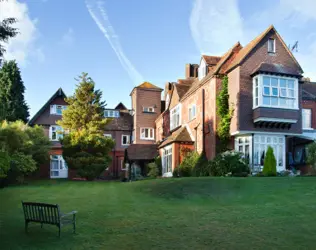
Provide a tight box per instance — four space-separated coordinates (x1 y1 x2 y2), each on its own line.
1 177 316 249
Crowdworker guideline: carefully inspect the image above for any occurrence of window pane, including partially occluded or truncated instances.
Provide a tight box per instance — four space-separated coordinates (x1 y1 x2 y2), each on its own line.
239 146 243 152
145 129 148 138
280 79 286 88
263 87 270 95
263 96 270 105
287 99 294 108
272 87 278 96
280 88 287 97
279 98 287 106
263 77 270 86
288 80 294 89
271 78 278 87
271 97 278 106
288 89 294 98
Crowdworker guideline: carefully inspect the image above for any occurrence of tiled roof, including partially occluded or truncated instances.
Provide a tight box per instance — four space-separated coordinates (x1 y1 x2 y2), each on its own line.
202 55 221 65
158 126 193 148
251 63 302 77
105 110 132 131
175 84 191 99
136 82 163 90
226 25 303 73
302 82 316 100
177 78 196 85
127 144 158 160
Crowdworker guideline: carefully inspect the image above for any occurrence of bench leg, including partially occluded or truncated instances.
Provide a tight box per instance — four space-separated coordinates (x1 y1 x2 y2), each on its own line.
58 225 61 238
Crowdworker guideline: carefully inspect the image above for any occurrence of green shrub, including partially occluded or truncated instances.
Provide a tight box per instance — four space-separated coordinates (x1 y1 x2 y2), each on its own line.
307 141 316 170
194 152 209 176
0 151 10 179
209 151 249 177
154 156 162 176
178 151 199 177
263 146 277 176
147 162 159 178
172 167 179 177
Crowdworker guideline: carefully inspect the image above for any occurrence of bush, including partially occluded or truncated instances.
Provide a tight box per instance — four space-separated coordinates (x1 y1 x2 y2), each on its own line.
178 151 199 177
307 141 316 170
194 152 209 176
263 146 277 176
209 151 249 177
147 162 159 178
0 152 10 179
154 156 162 176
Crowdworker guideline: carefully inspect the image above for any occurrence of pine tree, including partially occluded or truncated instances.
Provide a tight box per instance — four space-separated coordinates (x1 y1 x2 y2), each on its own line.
0 18 19 64
58 73 114 180
0 60 29 122
57 72 108 137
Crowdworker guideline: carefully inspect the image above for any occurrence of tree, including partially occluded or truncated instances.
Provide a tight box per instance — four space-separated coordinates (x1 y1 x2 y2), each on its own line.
0 120 50 184
0 61 29 122
0 18 19 64
262 146 277 176
58 73 114 180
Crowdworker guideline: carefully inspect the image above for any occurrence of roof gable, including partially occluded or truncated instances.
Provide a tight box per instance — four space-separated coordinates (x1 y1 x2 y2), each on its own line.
28 88 67 125
137 82 163 90
115 102 128 110
202 55 221 65
226 25 303 73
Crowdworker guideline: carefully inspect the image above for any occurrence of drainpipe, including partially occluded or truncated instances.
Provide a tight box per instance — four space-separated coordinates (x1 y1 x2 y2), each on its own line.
202 89 206 155
252 133 254 173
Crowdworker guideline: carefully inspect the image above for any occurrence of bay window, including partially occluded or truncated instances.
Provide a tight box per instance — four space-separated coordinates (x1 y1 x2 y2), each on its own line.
302 109 312 129
140 128 154 140
162 146 172 176
253 135 285 171
235 136 252 163
253 75 298 109
170 104 181 130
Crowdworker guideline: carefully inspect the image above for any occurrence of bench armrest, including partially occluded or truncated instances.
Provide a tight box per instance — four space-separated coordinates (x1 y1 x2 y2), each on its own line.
61 211 77 217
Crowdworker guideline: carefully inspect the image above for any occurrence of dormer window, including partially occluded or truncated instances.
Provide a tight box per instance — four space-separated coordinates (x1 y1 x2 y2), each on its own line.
198 59 207 80
104 110 120 118
268 38 275 53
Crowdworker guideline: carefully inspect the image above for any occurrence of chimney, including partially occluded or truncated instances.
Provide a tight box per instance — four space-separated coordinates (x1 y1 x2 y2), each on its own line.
185 64 191 78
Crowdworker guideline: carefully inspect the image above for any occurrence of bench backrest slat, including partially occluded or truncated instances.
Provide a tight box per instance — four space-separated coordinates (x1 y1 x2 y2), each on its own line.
22 202 60 224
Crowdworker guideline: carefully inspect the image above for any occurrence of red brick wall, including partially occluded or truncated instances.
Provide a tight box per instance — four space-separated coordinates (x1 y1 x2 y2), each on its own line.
302 100 316 129
103 130 131 151
131 88 162 144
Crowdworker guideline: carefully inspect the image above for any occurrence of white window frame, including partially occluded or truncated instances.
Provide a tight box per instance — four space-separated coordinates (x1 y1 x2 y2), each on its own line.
121 134 130 145
234 135 252 165
140 128 155 140
104 134 112 138
170 104 181 130
198 58 207 80
253 74 299 110
143 107 155 113
188 104 196 121
162 145 172 176
253 134 285 172
50 155 68 178
49 125 63 141
302 109 312 130
104 110 120 118
50 105 66 115
268 38 275 53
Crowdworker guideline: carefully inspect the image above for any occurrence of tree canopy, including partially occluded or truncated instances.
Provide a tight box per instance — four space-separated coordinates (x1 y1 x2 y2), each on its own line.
0 18 19 64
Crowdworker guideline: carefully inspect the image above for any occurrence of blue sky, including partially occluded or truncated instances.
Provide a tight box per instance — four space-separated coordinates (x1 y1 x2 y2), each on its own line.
1 0 316 118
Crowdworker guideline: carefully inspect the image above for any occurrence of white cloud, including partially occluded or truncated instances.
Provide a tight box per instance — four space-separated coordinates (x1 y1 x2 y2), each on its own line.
60 28 74 46
0 0 41 65
85 0 143 85
190 0 316 81
190 0 244 55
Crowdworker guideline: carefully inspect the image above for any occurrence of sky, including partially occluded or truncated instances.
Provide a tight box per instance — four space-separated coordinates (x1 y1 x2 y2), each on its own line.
1 0 316 118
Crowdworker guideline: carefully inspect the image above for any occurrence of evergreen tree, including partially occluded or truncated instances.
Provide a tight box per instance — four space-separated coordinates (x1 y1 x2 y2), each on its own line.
0 18 19 65
263 146 277 176
58 73 114 180
0 60 29 122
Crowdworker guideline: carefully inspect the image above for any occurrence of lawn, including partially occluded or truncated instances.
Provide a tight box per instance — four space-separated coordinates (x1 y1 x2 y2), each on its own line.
1 177 316 249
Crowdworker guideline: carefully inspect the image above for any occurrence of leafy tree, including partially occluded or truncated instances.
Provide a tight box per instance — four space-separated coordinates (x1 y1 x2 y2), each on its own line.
0 121 50 184
147 162 159 178
0 18 19 64
178 151 200 177
216 76 233 152
307 141 316 170
263 146 277 176
0 61 29 122
58 73 114 180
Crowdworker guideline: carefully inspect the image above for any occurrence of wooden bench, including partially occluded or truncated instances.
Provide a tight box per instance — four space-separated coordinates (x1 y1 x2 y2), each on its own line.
22 201 77 237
